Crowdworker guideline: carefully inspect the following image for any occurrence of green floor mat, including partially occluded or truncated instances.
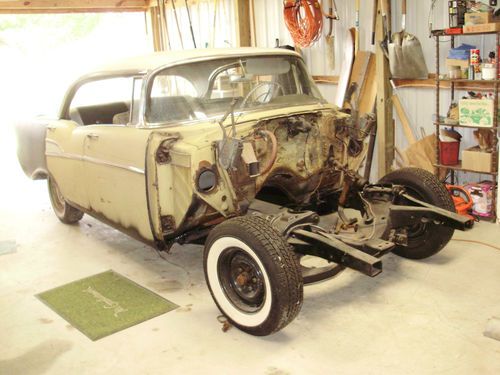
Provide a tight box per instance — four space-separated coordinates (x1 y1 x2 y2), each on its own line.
37 270 178 341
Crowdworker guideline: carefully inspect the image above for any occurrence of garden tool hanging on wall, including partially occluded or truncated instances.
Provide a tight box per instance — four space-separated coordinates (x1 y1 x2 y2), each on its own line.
354 0 360 55
387 0 428 79
371 0 377 45
324 0 339 71
211 0 219 48
184 0 197 48
172 0 184 49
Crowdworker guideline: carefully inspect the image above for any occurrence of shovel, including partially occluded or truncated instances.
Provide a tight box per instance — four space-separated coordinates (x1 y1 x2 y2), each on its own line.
388 0 429 79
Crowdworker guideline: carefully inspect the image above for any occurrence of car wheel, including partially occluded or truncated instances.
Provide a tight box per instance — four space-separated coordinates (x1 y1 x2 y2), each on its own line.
204 215 303 336
48 176 84 224
379 167 455 260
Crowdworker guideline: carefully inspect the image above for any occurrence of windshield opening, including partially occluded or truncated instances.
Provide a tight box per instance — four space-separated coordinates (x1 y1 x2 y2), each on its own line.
145 55 325 124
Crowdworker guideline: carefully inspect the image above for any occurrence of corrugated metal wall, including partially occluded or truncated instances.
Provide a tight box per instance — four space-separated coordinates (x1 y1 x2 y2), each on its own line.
164 0 236 49
253 0 498 185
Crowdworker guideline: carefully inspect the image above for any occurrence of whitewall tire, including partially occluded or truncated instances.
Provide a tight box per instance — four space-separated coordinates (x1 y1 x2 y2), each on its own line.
203 216 303 336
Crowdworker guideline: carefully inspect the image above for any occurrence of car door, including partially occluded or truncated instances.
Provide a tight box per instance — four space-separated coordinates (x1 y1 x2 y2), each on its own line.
82 124 153 242
78 77 156 242
45 120 88 208
48 76 134 212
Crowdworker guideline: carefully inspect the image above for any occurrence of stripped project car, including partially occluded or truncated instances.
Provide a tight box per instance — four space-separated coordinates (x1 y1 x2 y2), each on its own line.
17 48 473 336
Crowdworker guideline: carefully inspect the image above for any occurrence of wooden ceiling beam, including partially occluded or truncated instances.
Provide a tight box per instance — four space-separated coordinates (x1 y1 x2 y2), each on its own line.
0 1 151 14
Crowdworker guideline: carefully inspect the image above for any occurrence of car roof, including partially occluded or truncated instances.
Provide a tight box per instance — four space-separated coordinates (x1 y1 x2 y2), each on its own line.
60 47 302 119
95 47 300 76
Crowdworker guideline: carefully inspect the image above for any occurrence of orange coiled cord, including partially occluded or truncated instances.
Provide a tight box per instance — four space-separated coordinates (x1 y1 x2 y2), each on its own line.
283 0 323 47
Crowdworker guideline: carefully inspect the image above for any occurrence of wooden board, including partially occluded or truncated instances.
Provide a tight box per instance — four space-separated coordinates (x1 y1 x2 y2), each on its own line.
350 51 371 89
376 0 394 176
236 0 252 47
0 0 149 13
312 75 339 84
148 6 163 52
334 28 356 108
343 50 371 110
358 53 377 115
392 93 417 144
463 22 500 34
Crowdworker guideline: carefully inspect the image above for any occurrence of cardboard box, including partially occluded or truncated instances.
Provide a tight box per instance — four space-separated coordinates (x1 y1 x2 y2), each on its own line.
462 146 493 173
463 22 500 33
446 58 469 69
459 99 495 127
464 12 493 25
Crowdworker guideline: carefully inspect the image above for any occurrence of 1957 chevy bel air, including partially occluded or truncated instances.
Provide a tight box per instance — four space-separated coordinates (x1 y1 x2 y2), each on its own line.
16 48 472 336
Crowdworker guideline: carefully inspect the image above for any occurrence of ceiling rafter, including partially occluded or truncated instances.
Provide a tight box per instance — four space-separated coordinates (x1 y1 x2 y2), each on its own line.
0 1 151 14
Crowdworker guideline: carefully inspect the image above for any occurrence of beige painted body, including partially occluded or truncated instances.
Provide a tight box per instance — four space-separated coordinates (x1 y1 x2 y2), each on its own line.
19 49 368 247
45 103 360 244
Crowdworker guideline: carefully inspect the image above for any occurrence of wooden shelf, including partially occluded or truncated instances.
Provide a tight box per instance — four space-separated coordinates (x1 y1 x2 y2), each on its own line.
434 162 498 175
434 122 498 129
394 74 500 91
319 74 500 91
432 29 500 37
437 78 500 84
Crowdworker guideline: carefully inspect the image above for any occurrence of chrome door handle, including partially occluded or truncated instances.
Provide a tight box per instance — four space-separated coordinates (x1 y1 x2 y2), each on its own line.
86 133 99 140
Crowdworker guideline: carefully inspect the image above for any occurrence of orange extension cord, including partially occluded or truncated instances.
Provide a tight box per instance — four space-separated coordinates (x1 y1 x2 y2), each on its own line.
452 239 500 251
283 0 323 47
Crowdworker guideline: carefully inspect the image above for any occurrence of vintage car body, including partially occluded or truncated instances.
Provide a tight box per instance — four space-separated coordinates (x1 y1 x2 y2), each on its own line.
18 48 358 246
17 48 473 336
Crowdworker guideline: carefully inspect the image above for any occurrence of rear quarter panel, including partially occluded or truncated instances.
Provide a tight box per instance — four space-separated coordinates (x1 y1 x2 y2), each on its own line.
15 118 51 179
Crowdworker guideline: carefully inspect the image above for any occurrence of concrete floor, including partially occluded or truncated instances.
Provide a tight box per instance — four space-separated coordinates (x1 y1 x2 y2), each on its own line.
1 132 500 374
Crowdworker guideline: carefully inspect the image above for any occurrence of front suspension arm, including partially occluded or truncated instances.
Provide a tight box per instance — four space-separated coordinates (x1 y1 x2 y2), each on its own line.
291 229 382 277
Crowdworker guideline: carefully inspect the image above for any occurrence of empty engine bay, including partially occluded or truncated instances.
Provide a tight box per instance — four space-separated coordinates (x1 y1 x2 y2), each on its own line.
226 109 374 210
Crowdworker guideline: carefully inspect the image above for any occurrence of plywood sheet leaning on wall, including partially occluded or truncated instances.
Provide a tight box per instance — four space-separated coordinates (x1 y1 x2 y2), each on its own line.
358 53 376 116
402 134 446 179
402 135 435 173
343 51 376 115
334 28 355 108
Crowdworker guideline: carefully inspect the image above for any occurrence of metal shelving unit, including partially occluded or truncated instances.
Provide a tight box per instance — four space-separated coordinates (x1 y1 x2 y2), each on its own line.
432 29 499 221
